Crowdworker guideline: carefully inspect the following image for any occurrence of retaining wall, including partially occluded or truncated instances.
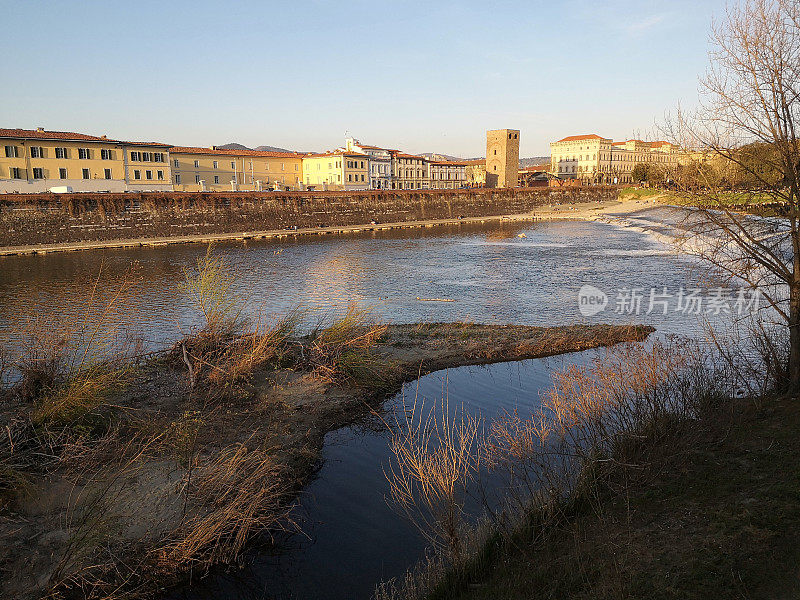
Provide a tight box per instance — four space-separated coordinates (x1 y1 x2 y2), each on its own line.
0 187 620 247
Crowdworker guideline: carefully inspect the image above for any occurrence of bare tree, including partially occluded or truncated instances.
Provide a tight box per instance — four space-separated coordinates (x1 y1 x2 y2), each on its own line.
668 0 800 388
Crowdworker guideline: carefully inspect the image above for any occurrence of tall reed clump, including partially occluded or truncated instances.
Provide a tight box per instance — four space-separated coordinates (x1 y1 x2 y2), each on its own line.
7 270 137 432
487 337 726 521
306 304 397 390
385 393 482 562
175 245 302 393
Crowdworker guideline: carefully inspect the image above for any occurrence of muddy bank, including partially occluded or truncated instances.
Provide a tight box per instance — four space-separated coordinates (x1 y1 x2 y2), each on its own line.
0 322 653 599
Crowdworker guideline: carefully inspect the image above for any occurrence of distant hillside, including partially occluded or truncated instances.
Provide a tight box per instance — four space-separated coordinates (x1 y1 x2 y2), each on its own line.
520 156 550 168
254 145 294 153
217 143 251 150
216 142 295 153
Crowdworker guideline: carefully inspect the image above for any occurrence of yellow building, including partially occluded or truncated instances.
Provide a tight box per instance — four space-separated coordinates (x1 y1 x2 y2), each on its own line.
464 159 486 187
170 146 302 191
302 151 369 190
0 128 172 193
550 134 682 184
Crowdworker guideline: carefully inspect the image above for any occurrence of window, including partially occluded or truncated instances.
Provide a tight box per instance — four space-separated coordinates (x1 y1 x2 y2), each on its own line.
142 152 151 162
195 175 200 184
101 148 113 160
130 151 140 161
348 174 352 182
173 159 179 168
145 170 152 180
154 153 164 162
295 164 298 171
175 174 181 184
213 161 218 169
361 174 365 181
133 170 141 180
78 148 91 159
493 150 497 155
194 160 199 168
59 168 67 179
32 167 44 179
230 161 235 169
9 167 21 179
214 175 219 184
157 170 163 180
281 163 285 171
360 161 364 168
5 145 18 158
104 168 112 180
55 147 68 159
83 168 91 179
30 146 43 158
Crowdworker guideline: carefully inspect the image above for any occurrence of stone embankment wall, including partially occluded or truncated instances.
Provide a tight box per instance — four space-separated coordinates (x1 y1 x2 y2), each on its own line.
0 187 619 248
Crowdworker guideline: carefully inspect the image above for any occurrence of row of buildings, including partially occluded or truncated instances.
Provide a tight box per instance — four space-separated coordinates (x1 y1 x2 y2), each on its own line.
0 128 473 194
0 126 695 194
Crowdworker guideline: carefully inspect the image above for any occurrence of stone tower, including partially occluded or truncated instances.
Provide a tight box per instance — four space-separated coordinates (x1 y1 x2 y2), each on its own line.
485 128 520 188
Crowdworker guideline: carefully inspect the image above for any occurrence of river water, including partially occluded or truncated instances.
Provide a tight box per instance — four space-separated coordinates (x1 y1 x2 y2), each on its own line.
0 207 746 599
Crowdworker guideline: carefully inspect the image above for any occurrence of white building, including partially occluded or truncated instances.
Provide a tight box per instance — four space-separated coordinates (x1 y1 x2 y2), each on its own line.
550 134 683 184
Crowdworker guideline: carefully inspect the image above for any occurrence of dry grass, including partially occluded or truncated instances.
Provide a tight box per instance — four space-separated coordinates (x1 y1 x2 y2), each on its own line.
175 245 303 394
4 269 137 431
385 393 483 561
158 441 293 569
305 304 396 389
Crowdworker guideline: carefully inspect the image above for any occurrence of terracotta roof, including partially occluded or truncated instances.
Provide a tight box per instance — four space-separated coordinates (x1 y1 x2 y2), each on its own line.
463 159 486 165
555 134 606 143
303 150 367 159
396 153 427 160
650 141 672 148
170 145 300 158
429 160 468 166
0 128 120 143
123 140 172 148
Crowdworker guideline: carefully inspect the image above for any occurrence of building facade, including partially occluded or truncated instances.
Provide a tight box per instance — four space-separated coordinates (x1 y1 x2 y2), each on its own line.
392 153 428 189
428 160 467 189
486 128 520 188
0 128 172 193
170 147 302 191
550 134 682 184
302 151 370 190
344 139 392 190
464 159 486 187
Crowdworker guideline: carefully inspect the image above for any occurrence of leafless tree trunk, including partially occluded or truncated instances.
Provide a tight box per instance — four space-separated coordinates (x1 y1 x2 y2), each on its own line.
667 0 800 388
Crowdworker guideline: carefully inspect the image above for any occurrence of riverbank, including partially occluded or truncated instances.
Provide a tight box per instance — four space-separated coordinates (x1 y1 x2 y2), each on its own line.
0 194 660 257
429 393 800 600
0 187 622 253
0 321 653 599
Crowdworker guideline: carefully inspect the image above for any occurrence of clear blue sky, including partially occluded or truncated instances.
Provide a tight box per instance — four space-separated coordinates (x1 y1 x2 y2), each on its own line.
2 0 727 157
